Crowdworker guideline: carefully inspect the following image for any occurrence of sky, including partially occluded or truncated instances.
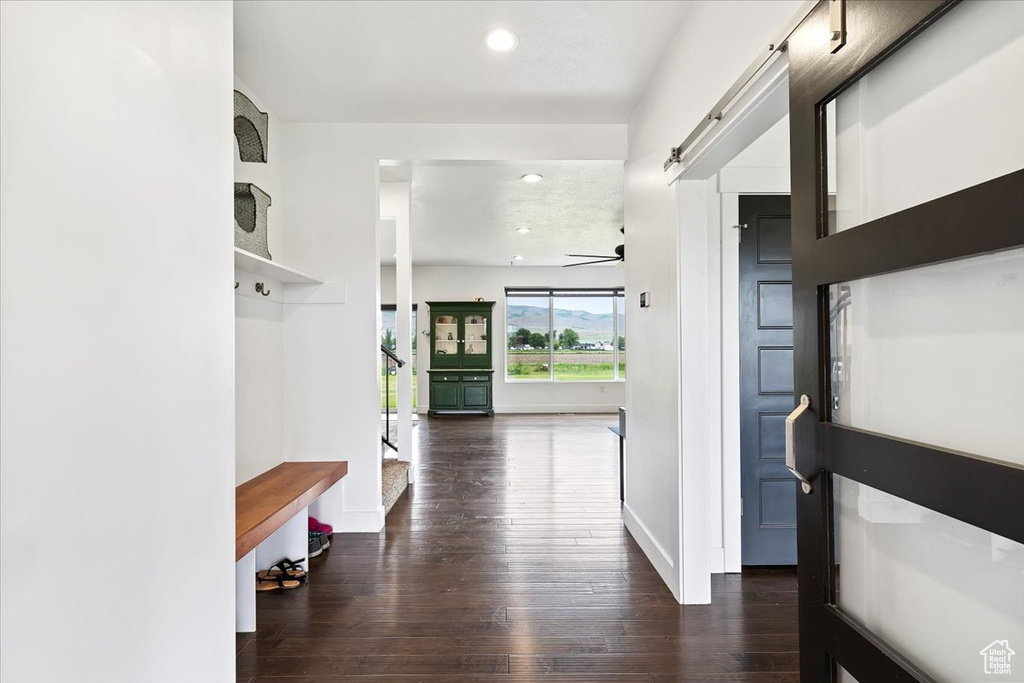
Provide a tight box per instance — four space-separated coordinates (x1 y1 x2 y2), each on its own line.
508 296 617 315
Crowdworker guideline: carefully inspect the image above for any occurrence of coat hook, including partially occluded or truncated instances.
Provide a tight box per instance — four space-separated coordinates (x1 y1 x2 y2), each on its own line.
235 281 239 289
255 282 271 297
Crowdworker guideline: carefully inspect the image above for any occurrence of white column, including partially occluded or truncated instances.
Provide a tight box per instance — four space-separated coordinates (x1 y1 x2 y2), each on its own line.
381 182 414 479
396 185 413 478
235 550 256 633
675 178 712 604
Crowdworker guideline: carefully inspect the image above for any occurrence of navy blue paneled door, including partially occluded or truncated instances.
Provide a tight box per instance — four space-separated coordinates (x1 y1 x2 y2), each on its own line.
739 194 796 565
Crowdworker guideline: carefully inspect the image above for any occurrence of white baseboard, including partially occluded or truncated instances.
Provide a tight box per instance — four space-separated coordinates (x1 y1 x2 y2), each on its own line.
709 546 725 574
494 404 620 414
341 506 385 533
417 405 619 415
622 503 679 601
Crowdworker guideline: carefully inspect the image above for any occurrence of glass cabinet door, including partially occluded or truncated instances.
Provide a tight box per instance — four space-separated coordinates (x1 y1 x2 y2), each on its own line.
432 313 459 368
461 311 490 369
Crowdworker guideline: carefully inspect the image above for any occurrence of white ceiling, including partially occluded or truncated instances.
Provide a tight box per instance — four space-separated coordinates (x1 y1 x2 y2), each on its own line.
234 0 689 124
381 161 624 267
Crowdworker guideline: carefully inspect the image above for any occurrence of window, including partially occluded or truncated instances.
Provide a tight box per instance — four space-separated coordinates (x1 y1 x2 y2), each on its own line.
506 288 625 382
381 305 417 409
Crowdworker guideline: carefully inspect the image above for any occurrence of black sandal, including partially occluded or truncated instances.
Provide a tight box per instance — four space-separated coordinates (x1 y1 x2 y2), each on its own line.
257 558 307 582
255 573 301 592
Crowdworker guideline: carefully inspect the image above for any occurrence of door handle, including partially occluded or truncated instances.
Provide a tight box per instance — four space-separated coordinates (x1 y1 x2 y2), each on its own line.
786 395 816 494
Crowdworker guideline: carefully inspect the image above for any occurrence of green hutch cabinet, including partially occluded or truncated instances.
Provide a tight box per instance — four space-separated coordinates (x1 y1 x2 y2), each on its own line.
427 301 495 416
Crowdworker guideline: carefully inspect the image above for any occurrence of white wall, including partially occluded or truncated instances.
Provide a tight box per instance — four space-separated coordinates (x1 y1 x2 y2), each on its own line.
717 116 791 193
234 78 286 485
623 0 804 602
0 2 236 681
382 265 626 413
281 124 627 532
235 273 284 485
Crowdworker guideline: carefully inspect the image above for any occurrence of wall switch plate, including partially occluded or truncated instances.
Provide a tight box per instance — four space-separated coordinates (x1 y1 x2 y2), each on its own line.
640 292 651 308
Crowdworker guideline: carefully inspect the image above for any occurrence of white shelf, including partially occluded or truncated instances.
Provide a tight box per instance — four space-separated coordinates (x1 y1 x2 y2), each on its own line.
234 248 322 284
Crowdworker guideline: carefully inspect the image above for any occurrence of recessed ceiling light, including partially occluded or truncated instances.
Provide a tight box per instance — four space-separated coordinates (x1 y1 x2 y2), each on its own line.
520 173 543 183
484 28 519 53
516 227 531 234
513 255 524 261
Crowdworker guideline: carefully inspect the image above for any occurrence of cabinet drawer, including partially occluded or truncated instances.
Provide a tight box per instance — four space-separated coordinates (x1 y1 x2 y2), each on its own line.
432 374 460 382
462 375 490 382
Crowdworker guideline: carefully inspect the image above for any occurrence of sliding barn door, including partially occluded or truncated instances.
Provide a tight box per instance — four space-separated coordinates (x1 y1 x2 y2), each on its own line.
786 1 1024 681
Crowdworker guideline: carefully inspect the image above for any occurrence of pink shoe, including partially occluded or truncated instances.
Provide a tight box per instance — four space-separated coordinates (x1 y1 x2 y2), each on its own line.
308 516 333 536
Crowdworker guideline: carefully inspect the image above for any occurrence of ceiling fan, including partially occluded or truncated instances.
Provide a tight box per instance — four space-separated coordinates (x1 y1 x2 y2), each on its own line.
563 227 625 268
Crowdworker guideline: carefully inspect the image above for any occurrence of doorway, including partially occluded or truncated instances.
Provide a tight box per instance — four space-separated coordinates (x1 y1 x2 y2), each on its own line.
738 194 795 566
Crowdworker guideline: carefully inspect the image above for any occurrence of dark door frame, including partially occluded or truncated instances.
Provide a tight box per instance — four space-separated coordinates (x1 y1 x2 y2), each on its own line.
787 1 1024 681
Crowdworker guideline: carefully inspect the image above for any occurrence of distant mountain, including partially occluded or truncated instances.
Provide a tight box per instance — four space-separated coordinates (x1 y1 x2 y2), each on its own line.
506 305 622 343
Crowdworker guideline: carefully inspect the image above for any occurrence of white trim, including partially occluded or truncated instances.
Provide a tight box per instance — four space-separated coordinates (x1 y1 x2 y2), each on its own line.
676 179 712 605
720 193 743 574
706 178 724 577
235 550 256 633
493 404 620 414
549 295 555 377
623 503 678 599
341 506 385 533
501 378 625 384
709 547 725 574
234 247 323 284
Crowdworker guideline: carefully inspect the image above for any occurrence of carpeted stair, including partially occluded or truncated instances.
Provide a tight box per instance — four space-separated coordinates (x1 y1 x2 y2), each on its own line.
382 459 410 515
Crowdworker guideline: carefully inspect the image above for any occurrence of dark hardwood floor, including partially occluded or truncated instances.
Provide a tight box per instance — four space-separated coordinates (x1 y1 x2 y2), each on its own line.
237 414 799 682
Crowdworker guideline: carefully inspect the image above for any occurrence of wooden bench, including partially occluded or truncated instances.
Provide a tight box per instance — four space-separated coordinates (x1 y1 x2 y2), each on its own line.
235 461 347 632
236 461 348 561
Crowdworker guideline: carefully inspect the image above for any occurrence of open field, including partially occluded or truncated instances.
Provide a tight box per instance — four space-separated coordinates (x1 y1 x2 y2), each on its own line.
381 366 417 410
507 350 625 381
